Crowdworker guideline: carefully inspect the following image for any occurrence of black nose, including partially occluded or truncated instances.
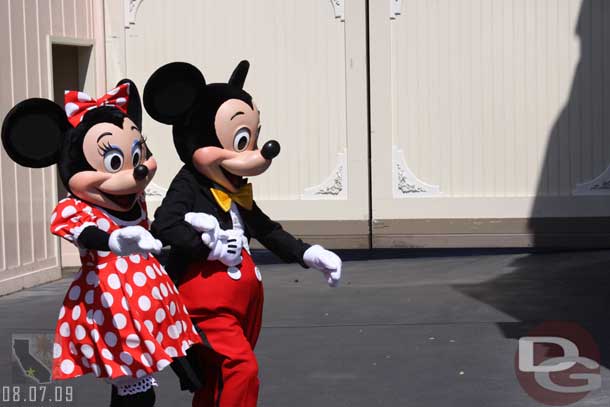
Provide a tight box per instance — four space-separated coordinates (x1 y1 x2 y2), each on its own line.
261 140 281 160
133 164 149 180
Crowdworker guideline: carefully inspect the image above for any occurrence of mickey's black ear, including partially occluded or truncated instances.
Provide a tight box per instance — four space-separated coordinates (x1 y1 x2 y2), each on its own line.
143 62 205 125
228 60 249 89
2 98 69 168
117 79 142 129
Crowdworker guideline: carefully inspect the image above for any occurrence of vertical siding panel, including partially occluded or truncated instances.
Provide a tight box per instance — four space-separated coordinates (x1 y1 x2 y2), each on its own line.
75 0 87 38
63 0 75 37
25 0 47 261
50 0 63 35
580 0 593 183
0 0 12 270
481 0 494 196
569 0 582 187
492 0 504 196
438 0 451 194
513 0 526 195
557 2 571 196
11 0 33 265
524 0 538 194
600 1 610 172
590 0 603 179
471 0 484 197
38 0 54 259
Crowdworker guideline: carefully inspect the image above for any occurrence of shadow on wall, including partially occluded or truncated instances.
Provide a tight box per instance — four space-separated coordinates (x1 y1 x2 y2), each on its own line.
455 0 610 368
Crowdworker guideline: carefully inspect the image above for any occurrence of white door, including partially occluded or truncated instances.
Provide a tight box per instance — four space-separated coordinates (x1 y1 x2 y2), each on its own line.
106 0 370 248
370 0 610 247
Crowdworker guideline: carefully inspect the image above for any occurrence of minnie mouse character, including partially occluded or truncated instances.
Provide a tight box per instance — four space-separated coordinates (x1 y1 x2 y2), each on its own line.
144 61 342 407
1 81 202 406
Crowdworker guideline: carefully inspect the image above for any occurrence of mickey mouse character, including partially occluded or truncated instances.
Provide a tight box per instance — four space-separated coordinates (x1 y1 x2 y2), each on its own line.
1 81 203 407
144 61 343 407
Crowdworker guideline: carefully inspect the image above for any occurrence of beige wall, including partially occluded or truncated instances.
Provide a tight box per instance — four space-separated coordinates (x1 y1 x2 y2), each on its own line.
0 0 105 295
370 0 610 246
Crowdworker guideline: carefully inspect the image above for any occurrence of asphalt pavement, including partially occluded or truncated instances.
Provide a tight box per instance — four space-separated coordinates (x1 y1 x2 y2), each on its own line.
1 249 610 406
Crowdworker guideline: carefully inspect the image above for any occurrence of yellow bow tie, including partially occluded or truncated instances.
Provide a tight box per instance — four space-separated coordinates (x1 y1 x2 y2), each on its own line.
210 183 253 212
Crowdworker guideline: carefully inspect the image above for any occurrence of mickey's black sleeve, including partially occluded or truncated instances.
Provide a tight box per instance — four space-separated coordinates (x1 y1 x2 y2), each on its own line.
245 202 310 267
151 172 210 260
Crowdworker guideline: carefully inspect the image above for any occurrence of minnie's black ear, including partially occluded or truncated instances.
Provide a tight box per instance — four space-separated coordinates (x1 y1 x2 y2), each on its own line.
117 79 142 129
2 98 69 168
228 60 249 89
143 62 205 125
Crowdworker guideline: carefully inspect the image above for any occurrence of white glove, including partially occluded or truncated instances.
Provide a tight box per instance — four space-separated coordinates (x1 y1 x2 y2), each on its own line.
184 212 243 267
108 226 163 256
207 229 244 267
303 245 342 287
184 212 220 246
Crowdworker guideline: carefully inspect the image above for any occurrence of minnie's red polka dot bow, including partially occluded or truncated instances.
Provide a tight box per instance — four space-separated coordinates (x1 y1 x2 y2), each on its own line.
64 83 130 127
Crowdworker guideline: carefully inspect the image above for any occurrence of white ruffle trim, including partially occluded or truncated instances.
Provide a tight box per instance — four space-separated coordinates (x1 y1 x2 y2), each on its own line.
111 375 158 396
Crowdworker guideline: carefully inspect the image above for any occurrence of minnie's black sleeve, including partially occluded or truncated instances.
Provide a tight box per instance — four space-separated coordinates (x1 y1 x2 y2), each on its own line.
244 202 310 267
151 172 210 260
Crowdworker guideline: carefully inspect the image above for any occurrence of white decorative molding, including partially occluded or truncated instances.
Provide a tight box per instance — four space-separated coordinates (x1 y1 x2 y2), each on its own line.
389 0 402 19
392 145 441 197
124 0 144 29
144 182 167 201
574 164 610 195
302 150 347 200
329 0 345 22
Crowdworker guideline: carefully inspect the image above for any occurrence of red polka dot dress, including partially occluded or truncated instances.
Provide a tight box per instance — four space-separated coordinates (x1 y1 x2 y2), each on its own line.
49 196 202 381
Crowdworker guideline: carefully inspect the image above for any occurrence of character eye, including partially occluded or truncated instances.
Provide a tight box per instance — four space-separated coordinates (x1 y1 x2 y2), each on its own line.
102 149 124 173
131 138 145 167
233 128 251 152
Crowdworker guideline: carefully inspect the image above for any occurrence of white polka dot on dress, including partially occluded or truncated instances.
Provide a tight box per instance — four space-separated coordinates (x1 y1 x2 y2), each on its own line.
129 254 141 264
126 334 140 348
59 322 70 337
155 309 166 323
133 272 147 287
116 258 128 274
141 353 153 367
165 346 177 357
53 343 62 359
96 218 110 231
120 365 132 376
93 310 105 325
58 306 65 319
112 313 127 329
74 325 86 340
81 344 94 359
61 206 77 218
84 290 94 304
167 324 179 339
145 340 155 353
144 320 154 334
71 305 81 320
104 332 118 347
91 363 101 377
138 296 151 311
60 359 75 374
101 292 114 308
120 351 133 365
107 273 121 289
91 329 100 342
145 266 156 279
101 348 114 360
125 283 133 297
156 359 171 370
68 285 81 301
86 271 99 286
